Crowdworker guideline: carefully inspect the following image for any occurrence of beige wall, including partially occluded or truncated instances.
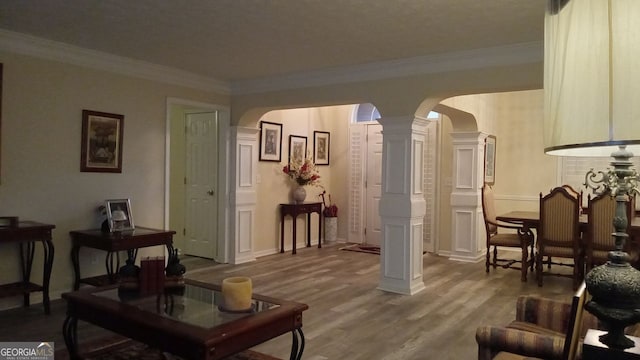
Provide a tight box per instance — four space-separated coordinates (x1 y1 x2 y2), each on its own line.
253 105 351 254
0 51 229 307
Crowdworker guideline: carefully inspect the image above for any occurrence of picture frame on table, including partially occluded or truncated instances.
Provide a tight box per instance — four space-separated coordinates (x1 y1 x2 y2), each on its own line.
105 198 135 232
80 110 124 173
258 121 283 162
484 135 497 185
313 131 330 165
288 135 307 165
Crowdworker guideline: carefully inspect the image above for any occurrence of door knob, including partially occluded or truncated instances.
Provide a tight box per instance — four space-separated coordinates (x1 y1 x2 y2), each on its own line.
207 190 214 196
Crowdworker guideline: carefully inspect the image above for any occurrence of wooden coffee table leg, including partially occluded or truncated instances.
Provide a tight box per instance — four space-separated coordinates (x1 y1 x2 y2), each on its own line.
289 328 305 360
63 315 79 360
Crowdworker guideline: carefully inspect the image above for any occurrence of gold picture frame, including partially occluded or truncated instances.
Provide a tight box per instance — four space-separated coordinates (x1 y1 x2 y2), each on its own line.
81 110 124 173
484 135 497 185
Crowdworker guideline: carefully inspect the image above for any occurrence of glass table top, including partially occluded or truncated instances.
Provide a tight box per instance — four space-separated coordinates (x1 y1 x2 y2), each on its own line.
93 283 279 329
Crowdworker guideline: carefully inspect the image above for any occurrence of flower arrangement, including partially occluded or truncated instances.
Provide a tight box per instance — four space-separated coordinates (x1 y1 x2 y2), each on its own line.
282 156 321 186
319 190 338 217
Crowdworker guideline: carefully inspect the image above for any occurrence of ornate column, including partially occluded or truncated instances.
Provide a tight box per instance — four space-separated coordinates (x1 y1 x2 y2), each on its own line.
228 127 258 264
449 132 485 263
377 115 428 295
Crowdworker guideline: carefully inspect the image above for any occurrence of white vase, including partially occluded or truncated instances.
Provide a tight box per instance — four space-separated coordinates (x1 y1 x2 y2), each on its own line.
324 216 337 243
292 186 307 204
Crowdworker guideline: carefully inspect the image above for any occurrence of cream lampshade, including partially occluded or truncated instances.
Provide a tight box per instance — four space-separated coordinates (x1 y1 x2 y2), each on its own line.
544 0 640 350
544 0 640 157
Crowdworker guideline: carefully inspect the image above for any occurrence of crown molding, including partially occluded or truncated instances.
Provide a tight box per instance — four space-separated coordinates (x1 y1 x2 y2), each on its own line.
0 29 230 94
231 41 543 95
0 29 542 97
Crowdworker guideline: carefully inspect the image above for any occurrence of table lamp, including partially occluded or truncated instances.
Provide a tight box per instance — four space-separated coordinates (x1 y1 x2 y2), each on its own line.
544 0 640 349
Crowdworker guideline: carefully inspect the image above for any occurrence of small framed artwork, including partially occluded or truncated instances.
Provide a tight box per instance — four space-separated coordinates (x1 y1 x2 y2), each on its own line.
105 198 135 232
81 110 124 173
259 121 283 162
484 135 497 185
313 131 330 165
288 135 307 164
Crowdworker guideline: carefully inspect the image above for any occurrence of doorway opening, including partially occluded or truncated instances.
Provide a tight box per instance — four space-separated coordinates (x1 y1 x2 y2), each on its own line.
165 98 230 263
348 104 440 253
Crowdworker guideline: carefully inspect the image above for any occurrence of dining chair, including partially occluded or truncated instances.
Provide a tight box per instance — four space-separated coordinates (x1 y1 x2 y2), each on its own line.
585 190 636 271
482 184 534 281
562 184 583 207
537 186 582 289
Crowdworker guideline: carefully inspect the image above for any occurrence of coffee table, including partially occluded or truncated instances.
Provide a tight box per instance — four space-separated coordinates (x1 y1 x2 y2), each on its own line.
62 278 308 360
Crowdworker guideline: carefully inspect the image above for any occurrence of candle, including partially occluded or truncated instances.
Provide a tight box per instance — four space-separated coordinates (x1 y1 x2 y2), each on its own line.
221 277 252 311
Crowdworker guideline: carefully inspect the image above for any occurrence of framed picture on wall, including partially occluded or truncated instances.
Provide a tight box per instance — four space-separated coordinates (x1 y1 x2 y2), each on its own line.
484 135 497 185
288 135 307 164
105 198 135 232
259 121 283 162
313 131 330 165
80 110 124 173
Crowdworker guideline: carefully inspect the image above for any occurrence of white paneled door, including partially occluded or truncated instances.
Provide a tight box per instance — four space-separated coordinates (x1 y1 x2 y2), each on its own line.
184 112 218 259
365 124 383 246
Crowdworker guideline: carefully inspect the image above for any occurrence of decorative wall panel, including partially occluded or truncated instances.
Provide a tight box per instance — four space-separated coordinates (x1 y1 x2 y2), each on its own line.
238 144 253 187
385 139 407 194
455 148 474 189
412 139 424 195
383 224 406 280
453 210 473 253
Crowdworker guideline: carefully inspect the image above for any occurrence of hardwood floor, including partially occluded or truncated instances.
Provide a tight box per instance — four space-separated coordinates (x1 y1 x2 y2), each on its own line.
0 244 577 359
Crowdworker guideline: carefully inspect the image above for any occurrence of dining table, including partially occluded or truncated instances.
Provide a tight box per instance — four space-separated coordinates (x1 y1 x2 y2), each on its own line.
497 210 640 235
496 210 640 258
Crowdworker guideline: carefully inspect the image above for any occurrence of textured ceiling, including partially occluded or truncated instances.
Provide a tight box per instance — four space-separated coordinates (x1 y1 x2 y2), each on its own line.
0 0 545 83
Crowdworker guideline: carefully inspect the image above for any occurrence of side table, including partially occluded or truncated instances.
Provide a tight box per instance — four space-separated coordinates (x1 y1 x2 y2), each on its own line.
583 329 640 360
69 227 176 290
280 202 322 254
0 221 55 314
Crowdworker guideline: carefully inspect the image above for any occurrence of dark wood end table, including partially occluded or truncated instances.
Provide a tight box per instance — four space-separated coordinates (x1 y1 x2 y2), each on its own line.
0 221 55 314
279 202 322 254
69 227 176 290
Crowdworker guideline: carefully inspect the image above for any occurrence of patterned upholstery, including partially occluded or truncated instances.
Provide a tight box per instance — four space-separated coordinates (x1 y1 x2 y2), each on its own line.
585 191 635 270
537 187 582 289
492 353 543 360
476 290 598 360
482 184 535 281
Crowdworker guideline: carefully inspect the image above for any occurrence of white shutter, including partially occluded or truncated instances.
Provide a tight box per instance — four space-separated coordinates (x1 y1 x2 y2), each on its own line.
423 120 438 253
348 124 366 243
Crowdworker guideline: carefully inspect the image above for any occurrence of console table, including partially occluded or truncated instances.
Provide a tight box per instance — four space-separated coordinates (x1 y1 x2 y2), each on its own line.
0 221 55 314
69 227 176 290
280 202 322 254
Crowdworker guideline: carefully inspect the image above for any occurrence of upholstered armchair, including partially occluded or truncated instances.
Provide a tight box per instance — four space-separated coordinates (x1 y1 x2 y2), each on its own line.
476 284 597 360
482 184 535 281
